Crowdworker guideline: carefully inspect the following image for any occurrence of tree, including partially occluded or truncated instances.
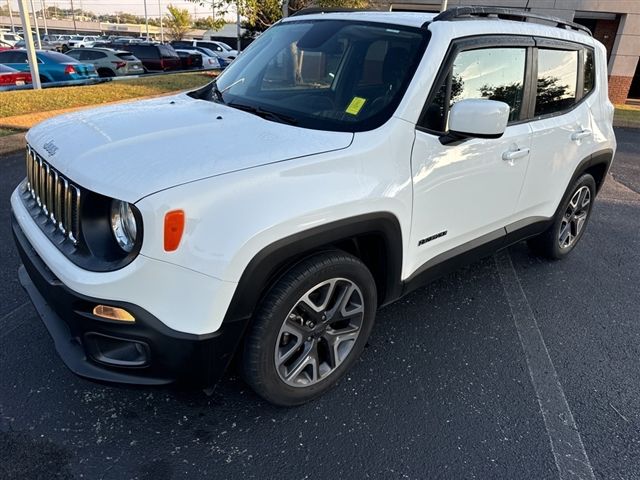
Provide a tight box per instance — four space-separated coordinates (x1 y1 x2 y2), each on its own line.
194 16 226 31
166 5 192 40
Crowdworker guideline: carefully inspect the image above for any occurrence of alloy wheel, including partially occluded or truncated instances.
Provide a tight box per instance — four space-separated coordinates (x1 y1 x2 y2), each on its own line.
274 278 365 387
558 185 591 249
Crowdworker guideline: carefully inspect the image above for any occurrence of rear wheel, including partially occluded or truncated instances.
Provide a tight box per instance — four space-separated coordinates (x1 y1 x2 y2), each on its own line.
241 251 377 406
97 68 115 78
528 173 596 259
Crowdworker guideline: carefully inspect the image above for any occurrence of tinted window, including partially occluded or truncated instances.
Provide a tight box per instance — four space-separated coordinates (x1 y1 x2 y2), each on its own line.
535 49 578 116
583 49 595 96
130 45 159 59
423 47 526 131
66 50 81 59
0 51 27 63
42 51 77 63
159 45 178 58
116 52 137 61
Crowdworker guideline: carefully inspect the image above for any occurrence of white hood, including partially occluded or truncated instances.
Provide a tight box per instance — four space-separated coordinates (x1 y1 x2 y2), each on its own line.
26 94 354 202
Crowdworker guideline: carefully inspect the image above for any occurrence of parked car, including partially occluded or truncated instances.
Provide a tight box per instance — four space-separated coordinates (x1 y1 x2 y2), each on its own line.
65 48 144 77
0 39 13 51
172 40 237 61
190 46 228 68
175 49 204 70
0 64 31 86
12 8 616 406
67 35 99 48
0 49 98 82
14 37 57 51
114 43 180 71
0 31 21 46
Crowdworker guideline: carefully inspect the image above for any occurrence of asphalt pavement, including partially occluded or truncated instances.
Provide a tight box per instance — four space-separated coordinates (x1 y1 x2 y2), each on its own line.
1 128 639 479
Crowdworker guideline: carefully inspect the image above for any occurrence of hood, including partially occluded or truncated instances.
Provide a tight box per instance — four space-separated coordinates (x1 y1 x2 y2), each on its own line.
26 94 353 202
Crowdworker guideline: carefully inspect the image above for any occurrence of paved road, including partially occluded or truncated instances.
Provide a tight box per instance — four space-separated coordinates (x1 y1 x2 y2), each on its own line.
1 129 639 479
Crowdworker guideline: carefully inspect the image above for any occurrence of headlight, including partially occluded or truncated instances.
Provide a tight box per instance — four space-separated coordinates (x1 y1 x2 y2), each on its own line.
110 200 137 252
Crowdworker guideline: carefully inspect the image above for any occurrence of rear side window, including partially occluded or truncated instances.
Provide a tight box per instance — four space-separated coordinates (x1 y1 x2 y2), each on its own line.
0 51 27 63
583 49 595 96
159 45 178 58
116 52 137 61
535 49 578 116
423 47 527 132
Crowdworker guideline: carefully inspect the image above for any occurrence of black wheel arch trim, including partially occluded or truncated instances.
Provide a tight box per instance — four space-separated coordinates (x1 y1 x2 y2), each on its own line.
221 212 404 326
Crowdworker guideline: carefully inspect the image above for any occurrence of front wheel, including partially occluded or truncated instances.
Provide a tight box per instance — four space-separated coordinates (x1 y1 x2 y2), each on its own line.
528 173 596 259
241 251 377 406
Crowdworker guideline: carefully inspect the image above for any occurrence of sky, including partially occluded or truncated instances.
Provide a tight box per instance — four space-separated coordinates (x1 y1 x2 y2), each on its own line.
6 0 236 20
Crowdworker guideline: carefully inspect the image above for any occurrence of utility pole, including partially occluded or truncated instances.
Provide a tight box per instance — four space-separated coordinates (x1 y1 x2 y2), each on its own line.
70 0 77 32
7 0 16 33
143 0 149 39
440 0 448 11
158 0 164 43
28 0 41 49
282 0 289 18
17 0 41 89
41 0 49 35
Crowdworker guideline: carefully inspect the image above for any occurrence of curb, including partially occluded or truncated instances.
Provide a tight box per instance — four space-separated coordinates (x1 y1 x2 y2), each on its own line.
0 132 26 157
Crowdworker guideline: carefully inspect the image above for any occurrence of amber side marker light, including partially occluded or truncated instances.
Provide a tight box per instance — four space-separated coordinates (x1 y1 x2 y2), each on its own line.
93 305 135 322
164 209 185 252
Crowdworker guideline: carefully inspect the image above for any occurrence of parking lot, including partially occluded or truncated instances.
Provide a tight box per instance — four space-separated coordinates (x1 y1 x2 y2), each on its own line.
0 128 639 479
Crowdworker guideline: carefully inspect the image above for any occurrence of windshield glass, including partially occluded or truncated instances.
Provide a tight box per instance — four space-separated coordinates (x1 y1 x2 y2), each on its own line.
211 20 428 132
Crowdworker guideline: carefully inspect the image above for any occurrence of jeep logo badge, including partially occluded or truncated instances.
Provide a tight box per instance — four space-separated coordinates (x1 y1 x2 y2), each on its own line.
43 140 58 157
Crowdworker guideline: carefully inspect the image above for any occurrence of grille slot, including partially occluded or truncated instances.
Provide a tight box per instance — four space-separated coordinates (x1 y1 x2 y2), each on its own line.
25 146 81 245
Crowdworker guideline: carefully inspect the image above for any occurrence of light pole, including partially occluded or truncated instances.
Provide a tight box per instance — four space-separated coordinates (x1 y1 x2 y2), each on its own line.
28 0 41 49
70 0 77 32
17 0 41 89
158 0 164 43
7 0 16 33
143 0 149 39
440 0 448 11
41 0 49 35
236 0 240 52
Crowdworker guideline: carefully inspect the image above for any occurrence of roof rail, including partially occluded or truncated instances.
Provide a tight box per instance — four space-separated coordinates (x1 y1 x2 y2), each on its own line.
290 7 378 17
432 6 592 36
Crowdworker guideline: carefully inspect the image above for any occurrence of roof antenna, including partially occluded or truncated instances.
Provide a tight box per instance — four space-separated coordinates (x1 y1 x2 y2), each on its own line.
524 0 531 11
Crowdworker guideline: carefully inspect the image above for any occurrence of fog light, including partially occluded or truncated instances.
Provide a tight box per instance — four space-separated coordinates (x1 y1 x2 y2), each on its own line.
93 305 135 322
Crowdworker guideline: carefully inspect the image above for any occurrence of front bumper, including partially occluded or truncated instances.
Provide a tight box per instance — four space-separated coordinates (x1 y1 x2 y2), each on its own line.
13 215 244 387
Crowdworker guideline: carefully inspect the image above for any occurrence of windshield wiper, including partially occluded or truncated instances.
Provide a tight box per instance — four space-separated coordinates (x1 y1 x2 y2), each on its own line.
228 102 298 126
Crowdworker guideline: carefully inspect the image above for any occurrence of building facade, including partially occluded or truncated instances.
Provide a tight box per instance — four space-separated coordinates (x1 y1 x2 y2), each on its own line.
386 0 640 104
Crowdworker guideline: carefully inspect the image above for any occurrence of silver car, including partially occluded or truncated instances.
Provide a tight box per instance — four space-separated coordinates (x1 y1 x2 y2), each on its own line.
65 48 145 77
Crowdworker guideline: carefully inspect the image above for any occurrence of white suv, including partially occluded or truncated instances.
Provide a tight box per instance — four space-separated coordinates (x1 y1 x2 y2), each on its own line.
11 7 616 406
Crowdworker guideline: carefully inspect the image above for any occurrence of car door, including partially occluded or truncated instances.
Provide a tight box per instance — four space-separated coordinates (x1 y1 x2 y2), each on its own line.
516 41 598 219
408 37 534 277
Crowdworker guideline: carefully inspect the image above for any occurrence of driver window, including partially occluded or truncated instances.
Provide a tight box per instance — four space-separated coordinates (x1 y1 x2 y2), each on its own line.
423 47 527 132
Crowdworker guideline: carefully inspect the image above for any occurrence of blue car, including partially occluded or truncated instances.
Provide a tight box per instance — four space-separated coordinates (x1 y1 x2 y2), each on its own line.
0 49 98 83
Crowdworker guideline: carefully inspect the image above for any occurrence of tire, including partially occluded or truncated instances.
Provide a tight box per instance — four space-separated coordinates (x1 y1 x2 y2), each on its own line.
528 173 597 260
97 68 116 78
241 251 377 406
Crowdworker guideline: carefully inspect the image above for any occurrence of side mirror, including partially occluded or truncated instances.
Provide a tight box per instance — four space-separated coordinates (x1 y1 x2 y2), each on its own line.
443 99 510 144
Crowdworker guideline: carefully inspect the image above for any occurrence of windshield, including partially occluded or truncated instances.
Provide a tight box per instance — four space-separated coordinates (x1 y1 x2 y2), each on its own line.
210 20 428 132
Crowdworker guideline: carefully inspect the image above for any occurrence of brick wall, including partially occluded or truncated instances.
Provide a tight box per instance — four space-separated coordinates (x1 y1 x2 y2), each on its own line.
609 75 634 104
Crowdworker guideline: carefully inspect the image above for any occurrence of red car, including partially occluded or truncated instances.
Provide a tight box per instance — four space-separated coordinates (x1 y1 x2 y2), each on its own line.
0 39 13 51
0 64 32 86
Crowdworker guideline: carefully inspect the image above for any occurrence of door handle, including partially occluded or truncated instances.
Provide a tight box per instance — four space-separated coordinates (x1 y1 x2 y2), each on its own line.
571 129 592 141
502 148 530 162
